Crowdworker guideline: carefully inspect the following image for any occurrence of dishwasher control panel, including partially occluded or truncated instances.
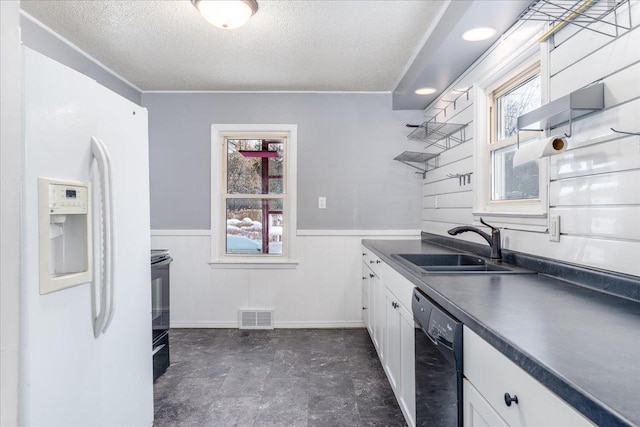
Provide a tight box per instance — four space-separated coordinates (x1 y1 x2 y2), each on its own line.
412 287 462 352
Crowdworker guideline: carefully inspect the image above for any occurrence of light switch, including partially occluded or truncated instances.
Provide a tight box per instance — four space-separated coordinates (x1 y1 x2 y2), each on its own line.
318 196 326 209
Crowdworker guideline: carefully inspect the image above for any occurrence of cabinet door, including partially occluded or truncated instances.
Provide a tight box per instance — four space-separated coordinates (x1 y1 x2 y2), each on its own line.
367 276 375 338
373 274 384 360
399 307 416 427
361 261 371 332
463 379 509 427
384 288 401 391
362 282 370 332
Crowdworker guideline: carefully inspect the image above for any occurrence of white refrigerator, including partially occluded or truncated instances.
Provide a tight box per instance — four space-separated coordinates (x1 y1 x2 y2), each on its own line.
21 47 154 426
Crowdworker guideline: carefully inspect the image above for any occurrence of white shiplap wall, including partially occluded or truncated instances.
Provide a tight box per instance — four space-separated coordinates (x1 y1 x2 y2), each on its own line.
151 231 419 328
422 2 640 277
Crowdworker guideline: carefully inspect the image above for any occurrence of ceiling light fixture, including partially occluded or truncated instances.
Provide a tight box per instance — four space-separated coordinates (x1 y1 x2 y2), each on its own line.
191 0 258 30
461 27 497 41
415 87 437 95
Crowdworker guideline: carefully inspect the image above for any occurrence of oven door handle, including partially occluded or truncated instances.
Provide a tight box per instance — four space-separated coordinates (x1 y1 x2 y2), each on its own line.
152 257 173 267
152 343 166 356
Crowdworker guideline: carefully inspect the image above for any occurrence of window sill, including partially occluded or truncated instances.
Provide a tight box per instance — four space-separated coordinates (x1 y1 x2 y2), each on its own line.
209 259 299 269
472 211 548 232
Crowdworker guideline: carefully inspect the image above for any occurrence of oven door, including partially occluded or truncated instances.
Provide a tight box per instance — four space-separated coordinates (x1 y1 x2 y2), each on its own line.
151 258 171 338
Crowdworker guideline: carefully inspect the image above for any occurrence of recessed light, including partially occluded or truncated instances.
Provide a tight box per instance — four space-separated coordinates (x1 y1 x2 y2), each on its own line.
462 27 497 42
415 87 437 95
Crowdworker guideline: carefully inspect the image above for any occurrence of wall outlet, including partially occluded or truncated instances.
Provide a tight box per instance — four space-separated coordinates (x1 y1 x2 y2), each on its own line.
318 196 326 209
549 215 560 242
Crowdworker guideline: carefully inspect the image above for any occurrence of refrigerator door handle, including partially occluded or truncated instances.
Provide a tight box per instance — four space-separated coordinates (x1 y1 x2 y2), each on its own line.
99 138 116 334
90 137 116 336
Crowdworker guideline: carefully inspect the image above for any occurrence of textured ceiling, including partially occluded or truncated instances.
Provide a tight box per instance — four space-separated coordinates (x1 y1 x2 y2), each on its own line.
21 0 446 92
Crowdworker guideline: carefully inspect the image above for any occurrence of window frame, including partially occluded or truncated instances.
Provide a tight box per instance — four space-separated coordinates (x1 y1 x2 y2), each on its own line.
489 63 542 202
210 124 298 268
472 41 550 231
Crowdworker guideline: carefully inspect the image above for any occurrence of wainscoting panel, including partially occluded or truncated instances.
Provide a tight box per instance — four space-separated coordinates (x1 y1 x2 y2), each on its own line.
151 231 419 328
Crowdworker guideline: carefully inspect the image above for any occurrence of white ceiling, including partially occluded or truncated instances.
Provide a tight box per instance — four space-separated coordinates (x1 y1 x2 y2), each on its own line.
20 0 447 92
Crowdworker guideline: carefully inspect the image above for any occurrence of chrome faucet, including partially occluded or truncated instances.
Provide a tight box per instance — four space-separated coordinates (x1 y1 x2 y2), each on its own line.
447 218 502 262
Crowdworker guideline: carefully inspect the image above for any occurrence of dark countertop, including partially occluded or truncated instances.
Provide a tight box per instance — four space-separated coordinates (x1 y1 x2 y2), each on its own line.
363 239 640 427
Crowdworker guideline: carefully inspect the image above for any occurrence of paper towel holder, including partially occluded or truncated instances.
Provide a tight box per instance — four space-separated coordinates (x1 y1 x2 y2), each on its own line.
513 135 567 167
516 117 574 149
515 83 605 148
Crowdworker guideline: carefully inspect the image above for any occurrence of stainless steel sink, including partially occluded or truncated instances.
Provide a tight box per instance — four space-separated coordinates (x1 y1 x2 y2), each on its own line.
391 253 534 274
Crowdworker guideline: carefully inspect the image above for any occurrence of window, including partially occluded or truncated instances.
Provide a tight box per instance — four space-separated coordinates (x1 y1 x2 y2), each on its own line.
489 66 541 201
472 48 549 230
211 125 297 266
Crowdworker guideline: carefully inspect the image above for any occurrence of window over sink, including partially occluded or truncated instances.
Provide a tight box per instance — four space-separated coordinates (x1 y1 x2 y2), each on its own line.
472 38 550 231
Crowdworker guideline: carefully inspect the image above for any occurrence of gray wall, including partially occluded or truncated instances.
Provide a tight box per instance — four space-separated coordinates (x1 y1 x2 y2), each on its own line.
20 14 141 105
142 92 425 230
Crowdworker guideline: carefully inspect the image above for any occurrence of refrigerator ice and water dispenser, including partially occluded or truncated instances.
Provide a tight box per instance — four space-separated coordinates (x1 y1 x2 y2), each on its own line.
38 177 92 294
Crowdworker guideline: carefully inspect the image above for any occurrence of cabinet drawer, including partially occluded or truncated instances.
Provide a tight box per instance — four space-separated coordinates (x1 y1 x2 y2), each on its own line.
463 327 593 427
362 246 382 277
381 262 414 310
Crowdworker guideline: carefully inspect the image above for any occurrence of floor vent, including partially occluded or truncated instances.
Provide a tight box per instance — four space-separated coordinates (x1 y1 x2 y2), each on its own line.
239 310 274 329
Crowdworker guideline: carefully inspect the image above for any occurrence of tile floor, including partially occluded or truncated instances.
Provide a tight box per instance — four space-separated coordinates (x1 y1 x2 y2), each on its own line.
153 328 406 426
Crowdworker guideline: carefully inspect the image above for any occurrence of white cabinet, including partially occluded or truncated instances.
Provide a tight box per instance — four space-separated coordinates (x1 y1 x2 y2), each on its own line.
384 287 401 390
384 286 416 427
399 308 416 427
370 254 416 426
361 247 382 355
373 272 385 361
361 245 416 427
463 327 593 427
361 266 371 335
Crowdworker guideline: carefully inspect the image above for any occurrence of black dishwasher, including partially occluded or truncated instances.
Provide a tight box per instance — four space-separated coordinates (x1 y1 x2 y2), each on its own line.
412 287 463 427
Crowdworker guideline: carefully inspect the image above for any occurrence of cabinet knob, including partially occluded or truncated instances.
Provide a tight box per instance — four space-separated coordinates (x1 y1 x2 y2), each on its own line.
376 260 381 264
370 274 375 278
392 302 399 309
504 393 519 407
370 260 375 264
362 253 366 256
362 307 367 310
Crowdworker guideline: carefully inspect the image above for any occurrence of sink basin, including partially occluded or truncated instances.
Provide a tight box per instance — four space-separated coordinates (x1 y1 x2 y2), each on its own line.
391 253 533 274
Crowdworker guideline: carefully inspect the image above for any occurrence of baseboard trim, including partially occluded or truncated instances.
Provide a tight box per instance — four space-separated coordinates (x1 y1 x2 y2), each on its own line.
275 321 366 328
171 320 366 329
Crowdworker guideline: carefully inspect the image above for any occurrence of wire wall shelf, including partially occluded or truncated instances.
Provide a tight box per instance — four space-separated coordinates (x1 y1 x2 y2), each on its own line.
518 0 632 41
393 151 439 178
406 122 467 150
398 121 469 177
